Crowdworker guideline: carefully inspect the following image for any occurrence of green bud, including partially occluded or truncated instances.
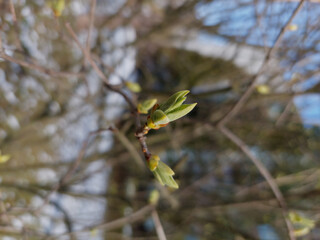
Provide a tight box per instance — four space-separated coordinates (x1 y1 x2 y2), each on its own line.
49 0 65 17
0 151 10 163
149 189 160 205
138 99 157 114
148 155 160 171
149 156 178 189
125 82 141 93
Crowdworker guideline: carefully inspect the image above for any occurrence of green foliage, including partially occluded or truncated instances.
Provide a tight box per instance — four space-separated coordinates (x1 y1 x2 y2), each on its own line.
289 212 315 237
138 99 157 114
149 156 178 189
146 90 197 130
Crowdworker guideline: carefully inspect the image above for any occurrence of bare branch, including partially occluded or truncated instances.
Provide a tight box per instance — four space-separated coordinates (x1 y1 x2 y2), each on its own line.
0 52 83 78
86 0 96 59
152 209 167 240
218 0 306 127
218 125 296 240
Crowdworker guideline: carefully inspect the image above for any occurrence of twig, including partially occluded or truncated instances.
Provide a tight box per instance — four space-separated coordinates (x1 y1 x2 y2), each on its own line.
218 125 296 240
0 34 3 52
33 128 110 214
151 209 167 240
50 204 155 239
275 99 294 126
86 0 96 59
218 0 306 127
110 126 145 168
65 22 136 110
9 0 17 22
0 52 83 78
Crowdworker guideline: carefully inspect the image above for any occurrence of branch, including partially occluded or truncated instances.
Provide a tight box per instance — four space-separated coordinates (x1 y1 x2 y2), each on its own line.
33 128 110 214
152 209 167 240
218 125 296 240
51 204 155 239
0 52 83 78
218 0 306 127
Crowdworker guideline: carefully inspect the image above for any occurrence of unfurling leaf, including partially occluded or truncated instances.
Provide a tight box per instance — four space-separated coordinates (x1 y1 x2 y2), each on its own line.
151 110 170 125
50 0 66 17
0 151 10 163
289 212 315 237
160 90 189 112
166 103 197 122
148 155 178 189
125 82 141 93
145 90 197 131
138 99 157 114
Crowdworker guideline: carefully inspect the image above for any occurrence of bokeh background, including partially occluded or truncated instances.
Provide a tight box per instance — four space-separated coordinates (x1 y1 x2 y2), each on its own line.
0 0 320 239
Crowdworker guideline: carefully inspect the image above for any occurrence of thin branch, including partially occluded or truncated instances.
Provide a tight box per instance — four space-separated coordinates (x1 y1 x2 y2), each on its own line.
86 0 96 58
0 52 83 78
33 128 110 214
65 22 136 110
9 0 17 22
151 209 167 240
110 126 145 168
275 99 294 126
218 125 296 240
218 0 306 127
51 204 155 239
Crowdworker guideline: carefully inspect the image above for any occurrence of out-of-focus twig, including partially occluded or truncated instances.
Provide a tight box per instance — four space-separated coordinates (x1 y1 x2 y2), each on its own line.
275 98 294 126
51 204 155 239
33 128 110 214
86 0 96 59
218 125 296 240
218 0 306 127
65 22 136 110
110 126 145 168
0 52 83 78
152 209 167 240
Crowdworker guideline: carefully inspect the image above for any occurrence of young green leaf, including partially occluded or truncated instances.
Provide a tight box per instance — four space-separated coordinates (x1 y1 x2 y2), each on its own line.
138 99 157 114
160 90 189 112
151 110 170 125
166 103 197 122
150 159 178 189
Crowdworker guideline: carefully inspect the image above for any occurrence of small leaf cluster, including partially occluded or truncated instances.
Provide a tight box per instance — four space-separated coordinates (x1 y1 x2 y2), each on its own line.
138 90 197 188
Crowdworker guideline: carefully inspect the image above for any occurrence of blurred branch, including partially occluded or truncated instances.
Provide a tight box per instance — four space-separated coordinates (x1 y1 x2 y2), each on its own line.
52 204 155 239
276 99 294 126
86 0 96 59
0 52 84 78
151 209 167 240
110 126 145 168
218 125 296 240
65 22 136 110
34 128 111 213
218 0 306 127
